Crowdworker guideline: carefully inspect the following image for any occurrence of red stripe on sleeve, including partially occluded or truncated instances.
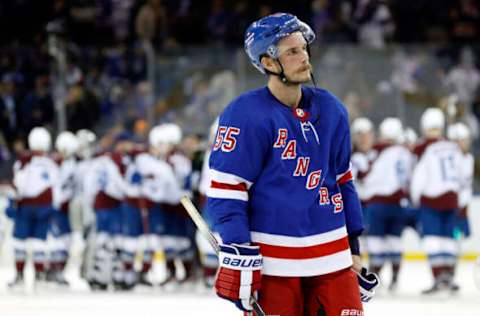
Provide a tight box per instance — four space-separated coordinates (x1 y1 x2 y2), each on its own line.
337 171 353 184
211 181 248 192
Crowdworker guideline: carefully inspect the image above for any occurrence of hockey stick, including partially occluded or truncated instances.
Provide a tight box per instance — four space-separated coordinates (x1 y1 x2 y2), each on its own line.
180 196 266 316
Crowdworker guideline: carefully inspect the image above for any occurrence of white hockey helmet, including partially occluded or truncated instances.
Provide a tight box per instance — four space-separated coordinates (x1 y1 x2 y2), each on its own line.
447 122 470 140
28 127 51 152
351 117 373 134
149 123 182 155
76 129 96 158
379 117 403 143
76 129 96 146
420 108 445 133
161 123 182 145
403 127 418 145
55 131 79 157
149 125 164 148
149 123 182 146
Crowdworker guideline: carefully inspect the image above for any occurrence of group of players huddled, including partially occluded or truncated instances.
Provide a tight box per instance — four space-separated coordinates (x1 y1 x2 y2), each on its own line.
4 122 220 292
351 107 473 294
2 105 473 295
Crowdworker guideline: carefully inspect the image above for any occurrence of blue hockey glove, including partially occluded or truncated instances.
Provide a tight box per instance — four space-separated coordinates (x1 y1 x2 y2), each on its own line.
356 267 380 302
455 207 470 238
5 198 17 219
215 244 262 312
130 171 142 184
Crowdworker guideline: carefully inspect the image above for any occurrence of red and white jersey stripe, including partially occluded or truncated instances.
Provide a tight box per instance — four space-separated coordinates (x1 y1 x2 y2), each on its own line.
206 169 252 201
251 226 352 276
336 163 353 185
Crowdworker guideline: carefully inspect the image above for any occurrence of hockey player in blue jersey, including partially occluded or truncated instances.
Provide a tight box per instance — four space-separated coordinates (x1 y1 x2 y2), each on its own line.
206 13 379 315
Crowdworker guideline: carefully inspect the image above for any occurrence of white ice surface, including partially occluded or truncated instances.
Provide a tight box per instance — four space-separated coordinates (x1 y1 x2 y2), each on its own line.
0 261 479 316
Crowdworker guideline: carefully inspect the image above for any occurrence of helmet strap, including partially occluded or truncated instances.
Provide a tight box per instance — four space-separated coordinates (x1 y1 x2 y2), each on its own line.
306 44 317 88
264 59 293 85
264 44 316 88
310 70 317 88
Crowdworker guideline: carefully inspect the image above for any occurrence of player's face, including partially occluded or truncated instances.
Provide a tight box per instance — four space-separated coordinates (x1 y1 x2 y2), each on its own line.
354 131 374 152
151 142 172 157
458 138 471 152
277 32 312 84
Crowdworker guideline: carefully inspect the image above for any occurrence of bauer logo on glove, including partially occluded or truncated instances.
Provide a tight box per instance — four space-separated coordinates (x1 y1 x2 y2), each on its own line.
221 256 263 268
215 244 263 312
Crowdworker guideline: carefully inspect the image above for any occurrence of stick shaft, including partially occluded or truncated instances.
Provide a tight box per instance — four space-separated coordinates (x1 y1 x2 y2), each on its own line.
179 196 265 316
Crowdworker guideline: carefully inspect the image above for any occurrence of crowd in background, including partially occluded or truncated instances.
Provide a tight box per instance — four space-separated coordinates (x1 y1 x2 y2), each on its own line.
2 0 479 48
0 0 480 180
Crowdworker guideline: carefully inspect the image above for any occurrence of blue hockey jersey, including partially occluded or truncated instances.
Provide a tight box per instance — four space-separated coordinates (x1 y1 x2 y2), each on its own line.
207 86 363 277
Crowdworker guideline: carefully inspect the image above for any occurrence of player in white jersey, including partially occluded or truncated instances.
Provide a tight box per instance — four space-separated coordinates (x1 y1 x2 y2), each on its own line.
400 127 421 234
447 122 474 287
447 123 473 237
150 123 196 284
350 118 375 218
48 131 79 285
410 108 463 294
363 118 414 291
9 127 59 288
120 128 184 289
0 184 16 250
83 136 128 290
350 117 376 265
403 127 418 151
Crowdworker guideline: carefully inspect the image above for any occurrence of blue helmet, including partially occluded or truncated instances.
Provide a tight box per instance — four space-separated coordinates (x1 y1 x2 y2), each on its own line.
244 13 315 74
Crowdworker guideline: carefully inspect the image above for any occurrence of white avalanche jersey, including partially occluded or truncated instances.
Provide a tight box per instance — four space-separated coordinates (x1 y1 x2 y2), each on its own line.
83 153 126 209
124 152 183 205
458 152 474 208
351 150 375 202
14 153 59 201
168 152 192 195
53 157 77 210
410 138 462 210
362 143 414 204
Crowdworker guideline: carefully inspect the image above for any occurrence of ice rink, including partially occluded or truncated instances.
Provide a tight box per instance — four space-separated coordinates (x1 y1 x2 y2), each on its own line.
0 261 478 316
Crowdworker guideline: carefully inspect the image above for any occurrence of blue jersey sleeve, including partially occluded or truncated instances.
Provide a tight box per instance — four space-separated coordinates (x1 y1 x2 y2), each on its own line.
335 111 364 237
207 98 271 244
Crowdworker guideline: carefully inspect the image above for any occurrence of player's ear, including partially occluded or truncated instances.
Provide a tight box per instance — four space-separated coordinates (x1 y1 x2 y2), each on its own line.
260 55 279 74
